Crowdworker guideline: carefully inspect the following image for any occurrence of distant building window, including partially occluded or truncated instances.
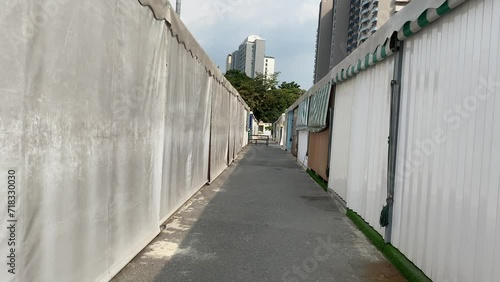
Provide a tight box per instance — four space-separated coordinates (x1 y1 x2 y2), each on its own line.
259 125 264 132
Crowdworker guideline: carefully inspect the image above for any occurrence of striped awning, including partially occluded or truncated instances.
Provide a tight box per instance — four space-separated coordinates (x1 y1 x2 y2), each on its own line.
285 0 468 131
307 82 332 133
329 0 467 85
296 97 310 131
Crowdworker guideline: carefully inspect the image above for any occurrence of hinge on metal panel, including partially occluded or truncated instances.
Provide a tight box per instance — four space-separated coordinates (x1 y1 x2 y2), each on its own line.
391 80 398 86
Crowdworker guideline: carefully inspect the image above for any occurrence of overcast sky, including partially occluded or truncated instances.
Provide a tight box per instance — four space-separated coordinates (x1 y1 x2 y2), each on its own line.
180 0 319 90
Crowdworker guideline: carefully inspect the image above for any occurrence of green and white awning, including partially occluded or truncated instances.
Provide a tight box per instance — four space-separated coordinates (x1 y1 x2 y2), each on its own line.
397 0 464 41
296 98 310 131
308 82 332 133
285 0 468 130
328 0 467 85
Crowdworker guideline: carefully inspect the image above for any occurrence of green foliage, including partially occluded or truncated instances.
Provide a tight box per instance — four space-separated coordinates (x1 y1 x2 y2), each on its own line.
224 70 305 122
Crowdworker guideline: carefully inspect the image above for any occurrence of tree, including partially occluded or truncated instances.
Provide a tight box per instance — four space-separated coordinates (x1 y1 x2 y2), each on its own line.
224 70 305 123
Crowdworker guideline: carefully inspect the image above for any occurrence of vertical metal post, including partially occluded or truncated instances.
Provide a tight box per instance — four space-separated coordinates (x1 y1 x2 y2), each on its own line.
385 41 404 243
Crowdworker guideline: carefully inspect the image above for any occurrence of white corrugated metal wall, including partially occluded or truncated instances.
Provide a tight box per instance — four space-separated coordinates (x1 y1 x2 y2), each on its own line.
297 131 309 168
333 56 395 237
328 82 354 201
392 0 500 281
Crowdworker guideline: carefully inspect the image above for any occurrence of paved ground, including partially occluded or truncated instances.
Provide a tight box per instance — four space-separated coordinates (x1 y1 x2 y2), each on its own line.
113 145 405 282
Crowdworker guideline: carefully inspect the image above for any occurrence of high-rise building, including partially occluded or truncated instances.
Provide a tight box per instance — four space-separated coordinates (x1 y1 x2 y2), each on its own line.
346 0 361 54
347 0 412 54
226 54 233 73
328 0 351 71
313 0 351 84
314 0 412 82
264 56 275 79
313 0 334 84
226 35 275 79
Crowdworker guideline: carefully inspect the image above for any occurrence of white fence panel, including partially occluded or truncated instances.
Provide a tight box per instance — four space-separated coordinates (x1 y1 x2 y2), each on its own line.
209 82 231 182
328 81 354 201
0 1 167 281
392 1 500 281
344 56 394 237
0 0 250 281
228 95 238 163
297 131 309 168
160 30 212 223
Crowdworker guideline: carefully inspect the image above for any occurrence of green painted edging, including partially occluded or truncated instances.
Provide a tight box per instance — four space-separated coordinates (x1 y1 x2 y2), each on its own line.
306 169 328 192
346 209 432 282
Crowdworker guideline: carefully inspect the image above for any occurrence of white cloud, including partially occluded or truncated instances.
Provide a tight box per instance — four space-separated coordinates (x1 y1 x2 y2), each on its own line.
179 0 320 89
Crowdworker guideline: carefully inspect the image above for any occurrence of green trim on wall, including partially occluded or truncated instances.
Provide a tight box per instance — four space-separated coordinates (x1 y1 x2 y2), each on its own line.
306 169 328 192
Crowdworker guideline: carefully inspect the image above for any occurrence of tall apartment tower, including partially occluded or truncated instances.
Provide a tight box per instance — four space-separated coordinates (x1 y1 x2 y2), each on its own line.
313 0 351 84
226 35 275 79
347 0 412 54
226 54 233 73
264 56 276 79
313 0 334 84
314 0 412 82
328 0 351 70
346 1 361 54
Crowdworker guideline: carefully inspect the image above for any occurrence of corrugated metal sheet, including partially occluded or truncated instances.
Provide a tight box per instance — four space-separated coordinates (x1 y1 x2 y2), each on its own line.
392 1 500 281
297 131 309 168
286 111 293 151
328 82 354 201
344 56 394 237
292 108 299 156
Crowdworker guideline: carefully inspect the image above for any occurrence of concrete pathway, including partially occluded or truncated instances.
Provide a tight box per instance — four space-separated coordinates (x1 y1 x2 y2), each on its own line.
113 145 405 282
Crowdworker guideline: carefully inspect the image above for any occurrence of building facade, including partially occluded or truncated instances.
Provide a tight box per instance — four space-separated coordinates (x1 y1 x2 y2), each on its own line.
328 0 351 70
348 0 411 54
316 0 413 75
264 56 275 79
313 0 334 84
226 35 275 79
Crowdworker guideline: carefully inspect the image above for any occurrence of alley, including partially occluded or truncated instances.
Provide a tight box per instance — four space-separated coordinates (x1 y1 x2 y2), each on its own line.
113 145 405 282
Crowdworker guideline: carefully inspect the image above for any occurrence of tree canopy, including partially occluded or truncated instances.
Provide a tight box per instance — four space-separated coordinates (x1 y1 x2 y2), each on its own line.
224 70 305 122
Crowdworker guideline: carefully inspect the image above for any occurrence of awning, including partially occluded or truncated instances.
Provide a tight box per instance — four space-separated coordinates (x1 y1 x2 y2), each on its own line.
307 82 332 133
296 98 310 131
324 0 468 86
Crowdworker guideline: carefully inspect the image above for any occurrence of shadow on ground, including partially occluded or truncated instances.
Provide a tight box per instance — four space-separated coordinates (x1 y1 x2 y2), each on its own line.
112 145 405 282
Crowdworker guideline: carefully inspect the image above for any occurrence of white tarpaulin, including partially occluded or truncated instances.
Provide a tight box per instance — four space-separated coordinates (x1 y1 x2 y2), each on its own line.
160 29 212 223
0 0 250 281
209 81 231 182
